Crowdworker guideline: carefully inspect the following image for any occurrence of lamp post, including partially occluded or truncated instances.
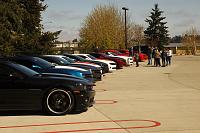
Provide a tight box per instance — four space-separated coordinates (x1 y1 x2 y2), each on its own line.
122 7 128 49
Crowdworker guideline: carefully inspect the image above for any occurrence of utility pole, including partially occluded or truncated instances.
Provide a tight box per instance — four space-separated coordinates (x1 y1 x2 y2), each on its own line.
122 7 128 49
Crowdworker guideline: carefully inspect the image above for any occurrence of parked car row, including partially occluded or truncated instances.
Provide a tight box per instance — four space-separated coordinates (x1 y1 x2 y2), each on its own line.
0 50 146 116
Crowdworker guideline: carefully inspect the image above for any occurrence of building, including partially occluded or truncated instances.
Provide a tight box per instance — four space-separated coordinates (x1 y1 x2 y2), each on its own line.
54 41 79 54
165 43 200 55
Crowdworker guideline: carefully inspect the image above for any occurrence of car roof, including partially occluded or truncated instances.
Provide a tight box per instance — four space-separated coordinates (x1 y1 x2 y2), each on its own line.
42 55 65 58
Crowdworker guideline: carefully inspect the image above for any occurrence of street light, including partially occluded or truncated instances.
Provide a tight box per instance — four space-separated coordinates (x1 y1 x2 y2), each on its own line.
122 7 129 49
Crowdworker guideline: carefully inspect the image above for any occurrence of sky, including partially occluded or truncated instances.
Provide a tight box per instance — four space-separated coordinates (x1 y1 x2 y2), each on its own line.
42 0 200 41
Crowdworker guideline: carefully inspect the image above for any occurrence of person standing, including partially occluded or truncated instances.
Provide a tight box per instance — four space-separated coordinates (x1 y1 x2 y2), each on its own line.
161 49 167 67
166 48 172 66
134 51 139 67
147 46 152 65
155 49 161 67
152 47 157 66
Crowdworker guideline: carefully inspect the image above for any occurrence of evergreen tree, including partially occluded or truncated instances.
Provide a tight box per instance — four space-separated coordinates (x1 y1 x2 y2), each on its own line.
144 4 169 49
0 0 24 56
0 0 60 56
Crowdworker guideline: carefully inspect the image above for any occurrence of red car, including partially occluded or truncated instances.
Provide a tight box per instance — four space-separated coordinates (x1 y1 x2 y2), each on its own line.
118 49 130 56
89 53 126 69
101 50 128 56
132 51 148 62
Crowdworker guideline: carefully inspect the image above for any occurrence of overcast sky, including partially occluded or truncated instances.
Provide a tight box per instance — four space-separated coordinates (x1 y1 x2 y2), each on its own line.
42 0 200 41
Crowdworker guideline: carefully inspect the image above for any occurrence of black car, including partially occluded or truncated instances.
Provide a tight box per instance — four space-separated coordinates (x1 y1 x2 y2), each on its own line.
0 61 95 115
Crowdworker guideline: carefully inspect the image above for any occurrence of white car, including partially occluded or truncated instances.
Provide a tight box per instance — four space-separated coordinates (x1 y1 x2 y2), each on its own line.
103 52 133 65
74 54 117 72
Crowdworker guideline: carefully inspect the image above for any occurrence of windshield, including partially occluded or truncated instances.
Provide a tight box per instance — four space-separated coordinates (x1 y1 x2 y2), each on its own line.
62 56 76 63
87 55 97 60
33 57 55 69
71 55 86 62
10 63 39 77
109 52 118 56
52 57 70 65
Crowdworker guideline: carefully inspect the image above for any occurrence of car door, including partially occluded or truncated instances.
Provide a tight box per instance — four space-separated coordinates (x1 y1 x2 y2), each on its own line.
0 64 40 110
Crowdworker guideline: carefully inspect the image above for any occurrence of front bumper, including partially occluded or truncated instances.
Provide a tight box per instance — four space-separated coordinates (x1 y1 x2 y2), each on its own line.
73 89 95 112
92 70 102 81
102 65 109 74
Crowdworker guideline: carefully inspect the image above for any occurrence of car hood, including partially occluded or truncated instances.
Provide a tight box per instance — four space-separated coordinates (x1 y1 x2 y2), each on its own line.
55 65 88 72
75 62 101 67
37 73 94 85
109 55 129 60
95 59 115 64
73 62 101 69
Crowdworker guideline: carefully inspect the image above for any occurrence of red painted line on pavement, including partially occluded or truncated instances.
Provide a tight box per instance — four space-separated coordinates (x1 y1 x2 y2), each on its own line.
41 120 161 133
0 119 161 131
95 100 118 104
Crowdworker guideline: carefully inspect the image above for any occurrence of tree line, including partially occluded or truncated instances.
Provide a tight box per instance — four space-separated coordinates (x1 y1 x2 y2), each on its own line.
1 2 199 55
79 4 170 52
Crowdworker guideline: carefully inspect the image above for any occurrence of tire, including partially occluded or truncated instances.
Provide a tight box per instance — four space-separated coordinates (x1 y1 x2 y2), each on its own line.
43 88 74 115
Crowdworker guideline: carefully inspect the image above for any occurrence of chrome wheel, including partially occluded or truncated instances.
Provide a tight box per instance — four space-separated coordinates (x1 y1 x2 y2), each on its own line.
45 88 74 115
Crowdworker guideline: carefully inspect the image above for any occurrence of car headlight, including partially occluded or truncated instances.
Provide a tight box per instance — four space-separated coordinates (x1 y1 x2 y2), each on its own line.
76 82 87 90
74 72 83 78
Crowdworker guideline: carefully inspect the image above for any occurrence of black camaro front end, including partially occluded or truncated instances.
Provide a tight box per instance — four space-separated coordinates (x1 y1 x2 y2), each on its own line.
0 61 96 115
72 83 95 112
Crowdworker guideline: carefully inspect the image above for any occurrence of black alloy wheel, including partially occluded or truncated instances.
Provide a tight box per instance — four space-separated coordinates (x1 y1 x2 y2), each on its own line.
44 88 74 115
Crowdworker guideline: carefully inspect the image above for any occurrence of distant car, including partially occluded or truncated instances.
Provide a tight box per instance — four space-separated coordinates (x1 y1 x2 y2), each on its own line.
63 54 108 74
0 61 95 115
118 49 130 56
101 50 128 56
10 56 94 82
133 51 148 62
138 52 148 61
74 54 117 72
40 55 103 81
101 51 133 66
89 53 126 69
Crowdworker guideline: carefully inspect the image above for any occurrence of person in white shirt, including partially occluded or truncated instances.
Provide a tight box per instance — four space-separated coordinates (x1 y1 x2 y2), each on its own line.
166 48 172 66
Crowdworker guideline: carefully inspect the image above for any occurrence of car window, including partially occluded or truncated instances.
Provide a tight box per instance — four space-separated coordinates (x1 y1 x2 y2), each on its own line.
87 55 97 60
14 60 33 68
14 60 42 69
32 57 54 69
79 55 87 59
0 64 23 79
62 57 75 63
10 63 39 77
54 57 70 65
0 64 12 78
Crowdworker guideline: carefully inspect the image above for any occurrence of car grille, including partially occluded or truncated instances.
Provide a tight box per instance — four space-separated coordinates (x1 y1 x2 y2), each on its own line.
86 85 94 91
92 70 102 80
83 74 93 79
92 70 102 75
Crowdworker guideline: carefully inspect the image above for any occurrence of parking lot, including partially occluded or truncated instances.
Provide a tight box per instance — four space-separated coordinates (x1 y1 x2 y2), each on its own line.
0 55 200 133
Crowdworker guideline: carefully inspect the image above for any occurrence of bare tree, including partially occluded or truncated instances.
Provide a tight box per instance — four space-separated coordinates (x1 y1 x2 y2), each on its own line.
182 27 199 55
128 24 144 44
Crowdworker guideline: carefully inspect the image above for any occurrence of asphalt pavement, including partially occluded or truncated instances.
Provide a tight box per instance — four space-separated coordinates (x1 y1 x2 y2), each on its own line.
0 55 200 133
